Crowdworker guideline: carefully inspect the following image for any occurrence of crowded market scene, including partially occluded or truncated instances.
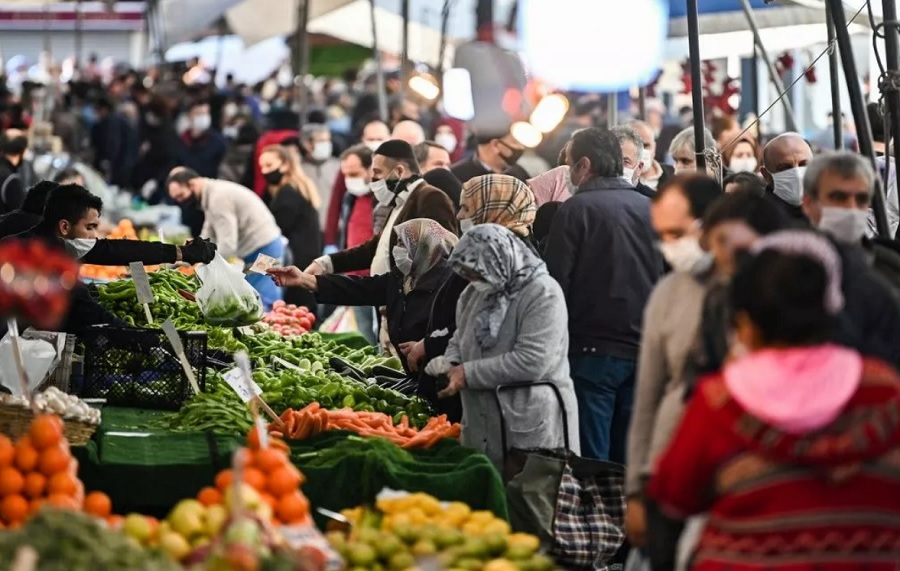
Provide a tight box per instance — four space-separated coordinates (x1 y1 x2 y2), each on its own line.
1 0 900 569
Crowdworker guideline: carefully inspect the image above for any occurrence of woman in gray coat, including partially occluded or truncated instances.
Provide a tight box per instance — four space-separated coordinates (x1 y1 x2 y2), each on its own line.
427 224 580 468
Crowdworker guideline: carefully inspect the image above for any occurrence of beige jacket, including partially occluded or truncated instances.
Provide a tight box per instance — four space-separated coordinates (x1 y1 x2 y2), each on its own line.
199 178 281 259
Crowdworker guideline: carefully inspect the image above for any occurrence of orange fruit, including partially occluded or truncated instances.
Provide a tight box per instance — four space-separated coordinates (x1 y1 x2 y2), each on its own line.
30 415 63 450
28 497 45 514
22 472 46 499
267 465 301 497
38 446 71 476
197 487 222 507
0 494 28 524
0 436 14 468
106 514 124 528
255 449 287 473
260 492 278 510
214 469 233 492
242 467 266 491
0 467 25 496
275 491 309 524
47 472 78 496
45 494 78 510
14 438 38 473
83 491 112 518
246 427 263 451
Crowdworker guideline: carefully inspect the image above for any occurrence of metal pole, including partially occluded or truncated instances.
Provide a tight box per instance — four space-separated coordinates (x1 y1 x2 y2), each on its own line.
637 87 647 121
370 0 388 121
826 1 843 150
74 0 83 74
607 93 618 127
881 0 900 193
438 0 451 77
294 0 310 127
400 0 409 93
739 0 797 132
826 0 889 236
686 0 707 171
752 42 760 123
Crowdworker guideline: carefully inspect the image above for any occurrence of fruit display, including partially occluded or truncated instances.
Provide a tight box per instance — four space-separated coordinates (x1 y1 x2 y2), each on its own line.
263 301 316 337
0 508 181 571
330 493 552 571
273 403 460 448
2 387 101 425
81 219 161 281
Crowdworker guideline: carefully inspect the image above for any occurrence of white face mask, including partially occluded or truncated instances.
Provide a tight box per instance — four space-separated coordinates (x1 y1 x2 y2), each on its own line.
459 218 474 233
392 245 412 275
64 237 98 260
658 235 707 273
641 149 654 173
817 206 869 243
729 157 758 173
222 125 239 139
191 114 211 132
771 166 806 206
565 167 580 194
345 176 369 197
674 166 695 175
371 169 398 206
364 140 384 153
622 167 636 184
312 141 333 162
435 133 458 153
471 281 495 293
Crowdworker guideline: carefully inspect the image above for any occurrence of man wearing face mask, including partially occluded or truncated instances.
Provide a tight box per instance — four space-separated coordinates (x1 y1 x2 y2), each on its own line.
299 123 340 228
802 151 900 294
359 119 390 153
179 100 227 238
450 131 531 184
611 125 654 199
628 120 673 191
544 127 664 463
760 132 813 223
306 140 457 278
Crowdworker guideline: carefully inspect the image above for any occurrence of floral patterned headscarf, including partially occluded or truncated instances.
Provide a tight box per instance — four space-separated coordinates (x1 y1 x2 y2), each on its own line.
392 218 458 293
449 224 548 349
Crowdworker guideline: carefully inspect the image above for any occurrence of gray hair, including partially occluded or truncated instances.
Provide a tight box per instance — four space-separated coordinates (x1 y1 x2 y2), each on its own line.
610 126 644 163
803 151 875 200
301 123 329 141
669 126 715 158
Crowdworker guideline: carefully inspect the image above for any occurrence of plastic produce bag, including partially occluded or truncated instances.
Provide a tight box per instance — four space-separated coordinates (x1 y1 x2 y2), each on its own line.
0 333 59 396
195 253 264 326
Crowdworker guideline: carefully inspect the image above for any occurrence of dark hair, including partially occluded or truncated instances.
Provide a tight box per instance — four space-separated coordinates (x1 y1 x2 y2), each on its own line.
94 97 114 112
340 144 373 169
723 172 766 197
534 201 562 244
423 167 462 209
702 190 788 236
187 99 209 112
867 102 885 143
22 181 60 215
655 174 723 219
165 168 201 189
731 248 833 345
413 141 447 165
0 132 28 156
569 127 621 178
53 167 83 184
43 184 103 227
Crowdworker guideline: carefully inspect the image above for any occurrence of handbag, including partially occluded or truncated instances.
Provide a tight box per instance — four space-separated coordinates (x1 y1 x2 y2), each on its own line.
494 383 627 571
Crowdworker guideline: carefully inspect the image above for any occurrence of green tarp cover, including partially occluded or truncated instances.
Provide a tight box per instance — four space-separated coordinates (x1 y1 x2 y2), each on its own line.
73 408 508 523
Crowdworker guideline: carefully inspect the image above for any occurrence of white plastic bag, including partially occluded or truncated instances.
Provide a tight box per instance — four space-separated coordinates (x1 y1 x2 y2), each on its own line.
0 333 59 397
195 253 264 326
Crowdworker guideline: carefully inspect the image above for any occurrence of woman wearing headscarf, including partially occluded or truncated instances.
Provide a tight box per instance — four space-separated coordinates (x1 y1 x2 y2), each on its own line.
647 231 900 571
268 219 457 370
425 224 580 468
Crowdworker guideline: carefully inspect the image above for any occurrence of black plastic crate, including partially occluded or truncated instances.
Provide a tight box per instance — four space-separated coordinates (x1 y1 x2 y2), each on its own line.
80 326 207 410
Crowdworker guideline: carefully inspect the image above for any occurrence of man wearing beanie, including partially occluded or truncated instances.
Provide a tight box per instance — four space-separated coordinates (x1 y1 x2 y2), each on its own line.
306 139 458 277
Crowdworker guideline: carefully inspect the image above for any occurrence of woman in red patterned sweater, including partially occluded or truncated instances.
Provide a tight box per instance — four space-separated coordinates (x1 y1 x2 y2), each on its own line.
648 230 900 570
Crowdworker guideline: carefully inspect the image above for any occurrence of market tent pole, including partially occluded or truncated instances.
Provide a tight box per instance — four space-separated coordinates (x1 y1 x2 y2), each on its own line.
638 86 647 121
738 0 797 132
368 0 388 121
438 0 452 77
294 0 310 127
607 93 618 126
826 1 843 149
880 0 900 218
686 0 707 171
826 0 889 236
400 0 410 93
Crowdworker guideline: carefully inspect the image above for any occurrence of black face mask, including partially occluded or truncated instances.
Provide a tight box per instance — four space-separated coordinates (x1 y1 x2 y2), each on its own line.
263 169 284 186
179 194 200 210
498 141 524 166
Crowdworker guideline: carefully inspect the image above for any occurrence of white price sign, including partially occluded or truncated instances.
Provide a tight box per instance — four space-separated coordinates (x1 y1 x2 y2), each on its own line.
222 367 263 403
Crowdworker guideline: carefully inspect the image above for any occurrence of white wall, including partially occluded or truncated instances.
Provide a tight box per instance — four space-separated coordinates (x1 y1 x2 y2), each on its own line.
0 30 141 67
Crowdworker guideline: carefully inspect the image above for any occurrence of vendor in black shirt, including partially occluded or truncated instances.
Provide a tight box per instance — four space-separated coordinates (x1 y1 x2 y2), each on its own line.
12 183 216 266
450 131 531 184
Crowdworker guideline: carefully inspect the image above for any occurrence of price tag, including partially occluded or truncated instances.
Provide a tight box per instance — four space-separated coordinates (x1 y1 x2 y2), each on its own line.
235 351 284 427
222 367 263 403
247 253 279 275
161 319 200 394
271 356 301 371
129 262 154 324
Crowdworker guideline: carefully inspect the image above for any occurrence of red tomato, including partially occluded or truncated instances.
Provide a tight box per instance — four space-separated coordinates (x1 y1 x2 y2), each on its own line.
273 300 286 309
298 317 312 330
307 313 316 325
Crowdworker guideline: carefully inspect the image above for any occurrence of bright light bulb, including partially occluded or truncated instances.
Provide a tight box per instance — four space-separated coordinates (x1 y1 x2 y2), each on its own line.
529 94 569 133
442 68 475 121
511 121 543 148
409 74 440 101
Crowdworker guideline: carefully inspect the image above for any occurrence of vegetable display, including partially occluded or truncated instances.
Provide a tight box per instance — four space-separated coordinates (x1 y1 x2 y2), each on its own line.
272 403 460 448
262 301 316 337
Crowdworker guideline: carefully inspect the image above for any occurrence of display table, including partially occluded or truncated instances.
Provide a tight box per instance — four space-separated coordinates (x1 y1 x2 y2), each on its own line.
73 408 508 523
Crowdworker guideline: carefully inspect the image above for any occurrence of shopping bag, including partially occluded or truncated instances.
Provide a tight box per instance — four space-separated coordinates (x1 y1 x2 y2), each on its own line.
495 383 626 571
320 306 359 334
0 332 60 396
195 253 264 326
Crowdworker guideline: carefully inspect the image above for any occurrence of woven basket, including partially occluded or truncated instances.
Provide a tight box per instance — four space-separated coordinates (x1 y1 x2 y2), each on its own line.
0 402 97 446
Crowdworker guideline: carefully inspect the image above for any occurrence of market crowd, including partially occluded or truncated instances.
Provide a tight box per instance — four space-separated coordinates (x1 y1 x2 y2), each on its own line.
2 62 900 570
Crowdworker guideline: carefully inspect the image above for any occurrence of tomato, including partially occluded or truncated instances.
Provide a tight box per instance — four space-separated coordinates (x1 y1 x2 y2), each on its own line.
307 313 316 325
273 300 286 309
298 317 311 330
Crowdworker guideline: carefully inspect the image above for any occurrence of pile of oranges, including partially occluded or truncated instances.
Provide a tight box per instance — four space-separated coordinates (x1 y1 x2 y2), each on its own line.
195 428 311 526
0 414 112 528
